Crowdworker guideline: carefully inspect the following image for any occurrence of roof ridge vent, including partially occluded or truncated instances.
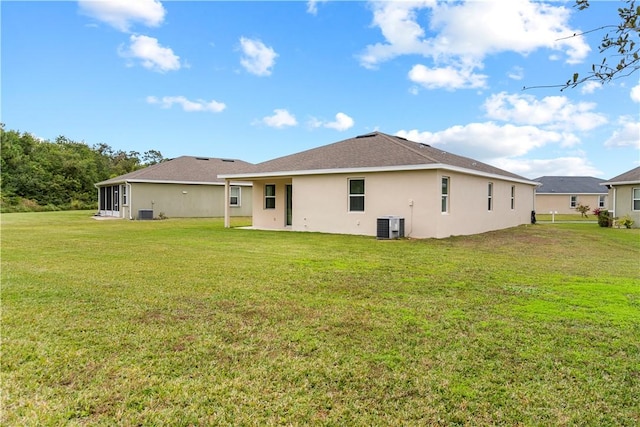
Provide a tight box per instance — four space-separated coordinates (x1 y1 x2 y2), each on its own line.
356 133 376 139
195 157 209 161
222 159 235 162
418 143 430 148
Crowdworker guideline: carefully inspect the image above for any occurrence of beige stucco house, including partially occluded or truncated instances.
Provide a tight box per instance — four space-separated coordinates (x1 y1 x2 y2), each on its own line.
601 166 640 227
533 176 607 215
95 156 253 219
219 132 538 239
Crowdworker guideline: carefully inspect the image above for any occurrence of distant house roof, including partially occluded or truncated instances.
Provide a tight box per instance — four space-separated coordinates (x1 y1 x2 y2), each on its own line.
96 156 254 187
219 132 536 184
533 176 607 194
601 166 640 186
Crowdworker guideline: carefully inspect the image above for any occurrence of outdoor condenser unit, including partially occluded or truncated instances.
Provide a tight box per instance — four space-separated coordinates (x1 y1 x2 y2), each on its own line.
377 216 405 239
138 209 154 220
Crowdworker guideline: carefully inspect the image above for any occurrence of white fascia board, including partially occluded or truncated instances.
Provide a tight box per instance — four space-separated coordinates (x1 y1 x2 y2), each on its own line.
97 179 252 187
536 192 608 195
601 180 640 186
219 164 539 186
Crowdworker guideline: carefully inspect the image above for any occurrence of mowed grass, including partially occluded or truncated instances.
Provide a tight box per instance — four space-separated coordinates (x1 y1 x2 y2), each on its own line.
2 211 639 426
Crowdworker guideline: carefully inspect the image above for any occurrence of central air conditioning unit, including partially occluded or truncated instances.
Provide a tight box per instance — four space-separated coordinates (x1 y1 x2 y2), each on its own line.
377 216 405 239
138 209 154 220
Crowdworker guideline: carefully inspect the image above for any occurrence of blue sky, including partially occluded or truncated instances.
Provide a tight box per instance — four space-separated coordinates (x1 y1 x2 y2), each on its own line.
2 0 638 179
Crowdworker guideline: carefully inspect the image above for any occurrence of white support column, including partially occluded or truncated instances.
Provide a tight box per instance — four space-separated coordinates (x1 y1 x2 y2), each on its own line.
224 179 230 228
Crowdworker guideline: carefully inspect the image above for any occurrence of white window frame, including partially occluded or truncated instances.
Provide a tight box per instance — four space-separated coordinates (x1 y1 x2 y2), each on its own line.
122 184 128 206
264 184 276 210
510 185 515 210
441 176 450 214
570 195 578 208
598 194 605 208
487 182 493 211
348 178 365 212
633 188 640 211
229 186 241 207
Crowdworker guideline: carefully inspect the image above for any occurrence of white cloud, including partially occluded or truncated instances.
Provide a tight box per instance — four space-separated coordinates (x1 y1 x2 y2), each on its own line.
260 109 297 128
78 0 165 32
310 112 355 131
307 1 327 15
604 116 640 149
119 35 181 72
239 37 278 76
408 64 488 90
396 122 563 161
147 96 226 113
631 83 640 103
491 157 602 178
507 66 524 81
483 92 607 132
580 81 602 95
359 0 589 90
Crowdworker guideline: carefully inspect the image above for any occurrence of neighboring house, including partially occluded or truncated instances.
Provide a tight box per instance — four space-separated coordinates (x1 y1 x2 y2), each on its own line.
533 176 608 215
219 132 538 239
95 156 254 219
601 166 640 227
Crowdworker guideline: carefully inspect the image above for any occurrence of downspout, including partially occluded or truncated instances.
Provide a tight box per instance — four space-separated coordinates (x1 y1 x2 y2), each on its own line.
612 186 616 218
128 182 133 220
224 179 230 228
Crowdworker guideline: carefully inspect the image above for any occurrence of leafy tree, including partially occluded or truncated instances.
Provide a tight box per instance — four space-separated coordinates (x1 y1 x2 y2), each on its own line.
0 125 164 212
525 0 639 90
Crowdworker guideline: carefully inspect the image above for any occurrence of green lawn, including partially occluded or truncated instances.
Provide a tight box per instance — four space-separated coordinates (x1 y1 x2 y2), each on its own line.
2 211 639 425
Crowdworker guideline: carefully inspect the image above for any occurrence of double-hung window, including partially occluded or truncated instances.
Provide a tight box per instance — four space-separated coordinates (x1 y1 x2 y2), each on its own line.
598 195 606 208
349 179 365 212
122 184 128 206
570 195 578 208
633 188 640 211
265 184 276 209
229 186 241 207
487 182 493 211
441 177 449 213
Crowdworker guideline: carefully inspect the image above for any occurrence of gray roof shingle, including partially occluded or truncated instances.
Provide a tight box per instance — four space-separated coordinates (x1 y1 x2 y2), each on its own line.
533 176 608 194
96 156 254 186
232 132 530 181
603 166 640 185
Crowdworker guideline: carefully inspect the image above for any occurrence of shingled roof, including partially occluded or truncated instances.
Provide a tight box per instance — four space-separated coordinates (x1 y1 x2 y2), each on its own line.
220 132 532 182
96 156 254 186
602 166 640 185
533 176 607 194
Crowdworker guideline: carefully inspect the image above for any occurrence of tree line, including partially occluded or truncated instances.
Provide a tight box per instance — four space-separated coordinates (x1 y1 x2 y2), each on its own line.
1 125 164 212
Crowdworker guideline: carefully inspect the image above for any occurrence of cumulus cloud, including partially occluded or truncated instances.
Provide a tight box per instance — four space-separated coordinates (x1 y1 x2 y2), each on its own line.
259 109 298 128
119 35 181 72
604 116 640 149
491 157 602 178
239 37 278 76
78 0 165 32
397 123 563 161
309 112 355 131
483 92 607 132
359 0 589 90
146 96 226 113
631 83 640 103
580 81 602 95
408 64 488 90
